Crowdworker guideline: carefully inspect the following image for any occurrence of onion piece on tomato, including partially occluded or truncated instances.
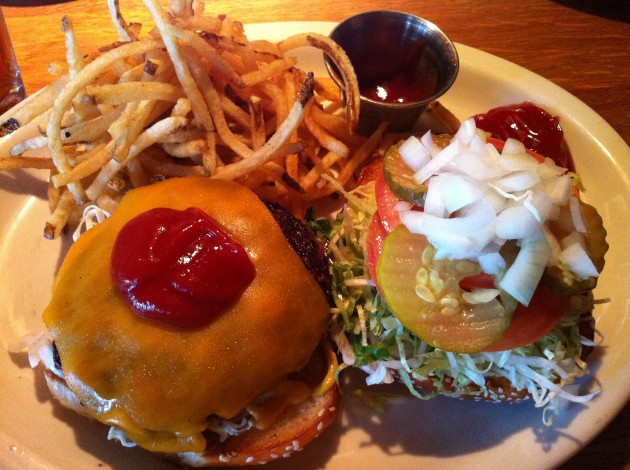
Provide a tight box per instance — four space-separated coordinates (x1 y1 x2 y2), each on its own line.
498 236 550 306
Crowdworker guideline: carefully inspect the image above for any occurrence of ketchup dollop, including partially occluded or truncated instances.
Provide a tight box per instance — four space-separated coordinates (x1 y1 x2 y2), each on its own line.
473 101 575 171
110 207 255 329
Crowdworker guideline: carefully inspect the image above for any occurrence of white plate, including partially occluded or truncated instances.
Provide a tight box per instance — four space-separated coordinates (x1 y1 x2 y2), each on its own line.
1 21 629 470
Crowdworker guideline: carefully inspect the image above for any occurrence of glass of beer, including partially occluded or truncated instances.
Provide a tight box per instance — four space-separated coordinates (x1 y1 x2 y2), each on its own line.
0 7 25 115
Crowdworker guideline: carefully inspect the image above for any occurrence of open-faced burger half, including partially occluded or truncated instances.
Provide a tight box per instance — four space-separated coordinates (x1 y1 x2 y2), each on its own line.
325 103 607 410
33 176 339 466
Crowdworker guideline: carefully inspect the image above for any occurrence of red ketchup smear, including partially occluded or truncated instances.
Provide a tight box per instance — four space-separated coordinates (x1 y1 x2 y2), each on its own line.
110 207 255 329
473 101 575 172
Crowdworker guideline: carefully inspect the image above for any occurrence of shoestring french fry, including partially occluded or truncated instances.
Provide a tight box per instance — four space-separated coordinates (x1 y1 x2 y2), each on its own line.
0 0 381 239
108 0 138 42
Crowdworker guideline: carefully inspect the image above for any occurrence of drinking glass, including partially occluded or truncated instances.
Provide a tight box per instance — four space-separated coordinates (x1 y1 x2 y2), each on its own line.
0 7 25 116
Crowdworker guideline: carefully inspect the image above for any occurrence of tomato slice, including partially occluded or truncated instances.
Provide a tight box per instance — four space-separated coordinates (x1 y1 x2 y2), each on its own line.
374 165 401 233
483 284 570 352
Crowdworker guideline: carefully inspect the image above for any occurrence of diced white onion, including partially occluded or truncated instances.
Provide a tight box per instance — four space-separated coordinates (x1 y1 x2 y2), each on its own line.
423 176 446 217
454 118 478 144
394 200 413 212
439 173 484 214
496 205 540 239
462 288 500 304
541 225 561 266
452 151 507 180
413 139 462 184
499 236 550 305
395 119 597 298
478 252 506 275
540 174 572 206
501 138 527 156
523 190 553 222
538 157 566 178
559 243 599 278
493 170 541 193
569 195 587 232
498 152 538 172
401 199 495 237
399 135 430 172
420 130 441 157
560 230 585 250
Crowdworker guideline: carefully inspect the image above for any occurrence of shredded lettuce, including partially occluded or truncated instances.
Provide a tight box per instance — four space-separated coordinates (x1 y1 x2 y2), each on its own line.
313 182 600 419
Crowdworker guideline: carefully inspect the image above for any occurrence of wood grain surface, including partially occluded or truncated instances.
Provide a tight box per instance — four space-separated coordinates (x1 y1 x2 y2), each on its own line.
1 1 629 468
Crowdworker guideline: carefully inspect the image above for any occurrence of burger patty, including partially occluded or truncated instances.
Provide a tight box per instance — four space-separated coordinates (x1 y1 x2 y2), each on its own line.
262 200 332 300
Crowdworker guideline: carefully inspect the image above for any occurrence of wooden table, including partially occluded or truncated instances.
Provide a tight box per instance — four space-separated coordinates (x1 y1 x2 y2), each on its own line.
2 1 629 468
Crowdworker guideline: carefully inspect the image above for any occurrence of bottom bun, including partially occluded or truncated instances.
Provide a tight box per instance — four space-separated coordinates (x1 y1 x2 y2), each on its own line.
178 385 339 466
394 312 596 405
43 342 340 467
403 373 531 404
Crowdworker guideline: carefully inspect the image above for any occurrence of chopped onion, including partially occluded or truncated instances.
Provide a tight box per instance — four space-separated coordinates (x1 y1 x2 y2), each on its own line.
538 157 566 178
454 118 478 144
560 230 585 250
501 138 527 156
523 190 553 222
541 225 561 266
400 208 486 239
540 174 572 206
423 176 446 217
399 135 430 172
493 170 541 193
439 173 484 214
498 152 538 172
478 252 506 275
559 243 599 278
452 151 507 180
496 205 540 239
396 118 598 298
413 139 463 184
499 236 550 306
394 200 413 212
420 130 441 157
569 196 587 232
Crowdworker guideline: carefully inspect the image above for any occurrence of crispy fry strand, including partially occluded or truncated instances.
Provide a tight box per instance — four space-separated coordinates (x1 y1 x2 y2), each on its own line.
46 39 165 203
44 189 75 239
85 82 185 105
278 32 360 134
86 116 188 201
304 103 350 158
143 0 215 132
187 54 252 159
51 141 115 187
213 73 314 181
108 0 138 42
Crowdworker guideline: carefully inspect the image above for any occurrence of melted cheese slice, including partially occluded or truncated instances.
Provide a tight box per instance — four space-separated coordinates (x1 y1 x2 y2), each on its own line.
43 177 330 453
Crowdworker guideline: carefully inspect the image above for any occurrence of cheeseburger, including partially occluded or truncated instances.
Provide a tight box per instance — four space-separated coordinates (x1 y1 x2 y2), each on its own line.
323 103 607 414
32 176 339 466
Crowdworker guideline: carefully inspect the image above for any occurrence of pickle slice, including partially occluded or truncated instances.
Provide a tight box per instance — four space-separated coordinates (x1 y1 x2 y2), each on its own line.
382 142 428 205
376 225 512 353
543 200 609 295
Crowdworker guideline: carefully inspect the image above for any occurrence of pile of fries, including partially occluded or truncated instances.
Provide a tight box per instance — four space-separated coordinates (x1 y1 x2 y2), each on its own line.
0 0 395 239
